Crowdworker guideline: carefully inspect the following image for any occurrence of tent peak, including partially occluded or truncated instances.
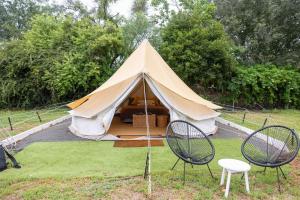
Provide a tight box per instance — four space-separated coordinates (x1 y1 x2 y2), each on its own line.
141 39 149 44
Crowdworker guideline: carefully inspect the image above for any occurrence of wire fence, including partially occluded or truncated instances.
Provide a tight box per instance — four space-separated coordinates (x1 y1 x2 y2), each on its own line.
0 102 71 151
0 101 299 152
220 104 300 134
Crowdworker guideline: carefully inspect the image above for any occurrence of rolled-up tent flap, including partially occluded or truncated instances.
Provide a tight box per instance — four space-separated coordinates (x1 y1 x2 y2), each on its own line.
71 76 137 118
143 77 219 135
152 80 220 121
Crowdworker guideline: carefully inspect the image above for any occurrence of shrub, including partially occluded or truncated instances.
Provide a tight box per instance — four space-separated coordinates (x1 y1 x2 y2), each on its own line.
228 65 300 108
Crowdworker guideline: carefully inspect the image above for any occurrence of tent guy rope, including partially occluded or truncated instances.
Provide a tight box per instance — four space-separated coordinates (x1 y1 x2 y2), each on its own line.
142 73 152 197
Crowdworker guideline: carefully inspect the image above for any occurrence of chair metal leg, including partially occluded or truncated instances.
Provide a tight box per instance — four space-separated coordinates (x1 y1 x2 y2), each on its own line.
276 167 281 193
279 166 287 179
183 162 186 185
207 164 214 179
171 158 180 170
257 167 267 174
263 166 267 174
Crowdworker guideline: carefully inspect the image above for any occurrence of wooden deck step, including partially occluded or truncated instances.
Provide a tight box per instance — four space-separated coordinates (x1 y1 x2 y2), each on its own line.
113 140 164 147
116 135 163 139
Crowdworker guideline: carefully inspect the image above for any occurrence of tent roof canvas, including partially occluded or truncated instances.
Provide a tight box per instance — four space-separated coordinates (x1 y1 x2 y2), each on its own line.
68 40 221 120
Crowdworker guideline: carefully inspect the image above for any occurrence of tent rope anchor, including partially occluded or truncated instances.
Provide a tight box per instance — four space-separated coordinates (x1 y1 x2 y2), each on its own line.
144 151 150 179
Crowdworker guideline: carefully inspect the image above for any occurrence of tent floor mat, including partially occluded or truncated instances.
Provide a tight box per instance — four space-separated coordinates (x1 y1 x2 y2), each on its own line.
113 140 164 147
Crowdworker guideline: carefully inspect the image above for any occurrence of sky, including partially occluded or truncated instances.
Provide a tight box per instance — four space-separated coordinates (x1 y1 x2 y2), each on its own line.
51 0 135 18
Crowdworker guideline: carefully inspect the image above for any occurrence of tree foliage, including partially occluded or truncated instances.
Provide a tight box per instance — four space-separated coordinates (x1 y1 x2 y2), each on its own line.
131 0 148 14
159 0 236 91
0 0 52 40
0 0 299 109
122 12 161 60
0 15 123 108
215 0 300 68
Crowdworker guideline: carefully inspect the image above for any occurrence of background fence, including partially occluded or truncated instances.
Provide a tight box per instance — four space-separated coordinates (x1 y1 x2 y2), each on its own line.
0 102 299 152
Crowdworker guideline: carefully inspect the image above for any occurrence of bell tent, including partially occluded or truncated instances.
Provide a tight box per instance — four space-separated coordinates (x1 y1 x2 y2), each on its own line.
67 40 221 140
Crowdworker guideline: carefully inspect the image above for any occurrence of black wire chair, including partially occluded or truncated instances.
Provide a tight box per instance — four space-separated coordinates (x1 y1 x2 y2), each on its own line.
241 125 300 192
166 120 215 184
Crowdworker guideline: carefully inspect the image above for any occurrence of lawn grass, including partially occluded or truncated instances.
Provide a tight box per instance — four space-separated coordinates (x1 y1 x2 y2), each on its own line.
0 107 69 139
0 139 298 199
221 109 300 133
0 109 299 199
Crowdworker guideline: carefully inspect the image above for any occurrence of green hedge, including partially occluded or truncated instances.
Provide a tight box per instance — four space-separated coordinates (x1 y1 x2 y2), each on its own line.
228 65 300 108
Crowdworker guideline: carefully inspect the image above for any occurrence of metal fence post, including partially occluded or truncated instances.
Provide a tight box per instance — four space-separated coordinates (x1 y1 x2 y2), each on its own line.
36 111 42 123
262 118 268 128
8 117 13 131
242 112 247 123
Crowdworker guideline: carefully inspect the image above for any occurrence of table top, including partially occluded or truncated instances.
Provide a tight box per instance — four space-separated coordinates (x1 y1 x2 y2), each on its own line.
218 159 251 172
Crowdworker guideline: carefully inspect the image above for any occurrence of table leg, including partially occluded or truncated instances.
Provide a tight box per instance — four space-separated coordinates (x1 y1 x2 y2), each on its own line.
225 171 231 198
220 168 226 185
244 171 250 193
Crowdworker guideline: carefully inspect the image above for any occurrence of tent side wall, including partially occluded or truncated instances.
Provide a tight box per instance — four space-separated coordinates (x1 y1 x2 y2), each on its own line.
68 76 219 139
69 77 141 139
146 77 219 135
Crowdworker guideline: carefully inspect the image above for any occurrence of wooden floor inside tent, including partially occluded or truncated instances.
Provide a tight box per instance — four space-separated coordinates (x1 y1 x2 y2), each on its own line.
108 117 166 147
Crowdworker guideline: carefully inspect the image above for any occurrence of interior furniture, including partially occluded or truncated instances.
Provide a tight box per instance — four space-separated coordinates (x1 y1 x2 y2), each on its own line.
218 159 251 198
133 114 156 128
157 115 168 128
166 120 215 184
119 105 168 123
241 125 299 192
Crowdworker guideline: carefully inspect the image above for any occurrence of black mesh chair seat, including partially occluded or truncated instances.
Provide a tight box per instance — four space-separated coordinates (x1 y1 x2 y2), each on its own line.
241 125 299 191
166 120 215 183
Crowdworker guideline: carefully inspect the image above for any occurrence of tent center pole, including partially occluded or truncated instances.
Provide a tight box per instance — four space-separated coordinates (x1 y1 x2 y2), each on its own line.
143 73 152 197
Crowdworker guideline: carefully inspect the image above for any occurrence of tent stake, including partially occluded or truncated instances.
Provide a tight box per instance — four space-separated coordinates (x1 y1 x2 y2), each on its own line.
144 152 150 179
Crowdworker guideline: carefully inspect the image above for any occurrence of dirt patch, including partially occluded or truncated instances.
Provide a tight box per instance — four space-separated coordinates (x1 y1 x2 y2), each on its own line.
290 156 300 184
108 177 198 200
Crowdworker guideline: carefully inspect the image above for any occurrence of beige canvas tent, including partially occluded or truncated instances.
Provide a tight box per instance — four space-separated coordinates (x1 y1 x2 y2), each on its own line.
68 40 221 140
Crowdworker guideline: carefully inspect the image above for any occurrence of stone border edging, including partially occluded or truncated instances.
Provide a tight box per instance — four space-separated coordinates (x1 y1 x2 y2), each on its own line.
216 117 254 135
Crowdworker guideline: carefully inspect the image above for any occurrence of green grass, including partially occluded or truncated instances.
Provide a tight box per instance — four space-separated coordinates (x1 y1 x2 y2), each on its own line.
0 108 69 139
0 109 299 199
0 140 244 180
0 140 298 200
221 109 300 133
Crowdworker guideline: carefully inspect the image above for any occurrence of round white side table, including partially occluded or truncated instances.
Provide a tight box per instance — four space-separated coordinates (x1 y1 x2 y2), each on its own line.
218 159 251 198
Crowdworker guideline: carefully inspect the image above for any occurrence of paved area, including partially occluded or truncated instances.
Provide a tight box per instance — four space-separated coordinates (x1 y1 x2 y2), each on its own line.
12 119 89 151
10 119 245 152
212 121 248 139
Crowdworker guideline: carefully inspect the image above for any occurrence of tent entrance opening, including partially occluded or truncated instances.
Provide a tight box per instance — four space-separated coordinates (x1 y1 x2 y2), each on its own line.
108 80 169 140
